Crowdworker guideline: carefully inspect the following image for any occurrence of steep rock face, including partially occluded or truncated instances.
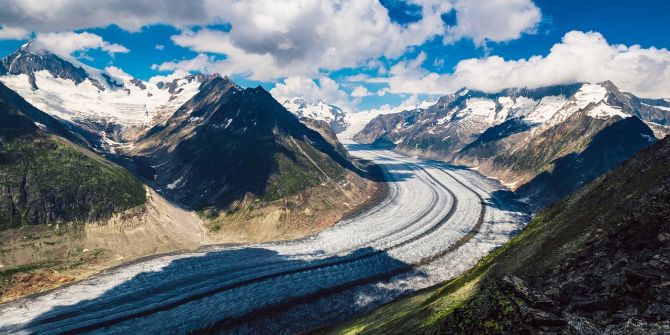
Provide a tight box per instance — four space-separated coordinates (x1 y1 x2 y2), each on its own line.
513 116 655 207
600 80 670 125
0 83 146 228
132 77 354 209
353 109 421 145
282 98 350 133
355 82 663 209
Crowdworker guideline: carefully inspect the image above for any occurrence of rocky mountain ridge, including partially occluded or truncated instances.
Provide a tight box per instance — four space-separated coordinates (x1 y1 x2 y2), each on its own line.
0 43 219 148
355 81 667 209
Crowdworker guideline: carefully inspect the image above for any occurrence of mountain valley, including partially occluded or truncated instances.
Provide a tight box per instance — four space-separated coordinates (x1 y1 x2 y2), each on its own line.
0 7 668 333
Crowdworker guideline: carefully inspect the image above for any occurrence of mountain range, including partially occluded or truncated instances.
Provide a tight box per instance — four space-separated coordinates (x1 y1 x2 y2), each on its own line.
0 45 361 212
0 42 216 150
355 81 669 209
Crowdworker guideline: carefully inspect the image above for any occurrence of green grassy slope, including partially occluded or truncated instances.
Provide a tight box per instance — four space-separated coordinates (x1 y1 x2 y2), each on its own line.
0 97 146 228
328 136 670 334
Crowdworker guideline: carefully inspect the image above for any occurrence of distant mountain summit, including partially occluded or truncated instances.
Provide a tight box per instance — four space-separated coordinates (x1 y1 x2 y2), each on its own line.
282 98 349 133
356 81 669 209
0 42 95 90
0 44 218 149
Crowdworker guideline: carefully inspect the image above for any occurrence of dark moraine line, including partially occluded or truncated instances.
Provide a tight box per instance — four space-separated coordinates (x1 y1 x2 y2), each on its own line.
194 160 488 334
28 159 430 330
50 157 483 335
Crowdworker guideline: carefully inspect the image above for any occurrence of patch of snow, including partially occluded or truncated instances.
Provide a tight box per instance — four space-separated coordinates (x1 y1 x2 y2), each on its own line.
436 114 450 125
641 133 656 143
507 96 538 119
524 96 567 124
541 83 608 128
464 98 496 119
283 98 346 125
587 103 629 119
166 177 184 190
223 118 233 129
641 102 670 111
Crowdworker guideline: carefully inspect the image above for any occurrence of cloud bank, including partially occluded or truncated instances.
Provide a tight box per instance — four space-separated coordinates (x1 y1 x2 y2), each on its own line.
369 31 670 99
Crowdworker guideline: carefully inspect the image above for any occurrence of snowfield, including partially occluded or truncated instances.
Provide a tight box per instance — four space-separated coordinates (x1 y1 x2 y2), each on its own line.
0 145 528 335
0 71 202 130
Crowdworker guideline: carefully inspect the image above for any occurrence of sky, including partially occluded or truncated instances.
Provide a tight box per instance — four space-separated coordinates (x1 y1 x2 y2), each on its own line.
1 0 669 113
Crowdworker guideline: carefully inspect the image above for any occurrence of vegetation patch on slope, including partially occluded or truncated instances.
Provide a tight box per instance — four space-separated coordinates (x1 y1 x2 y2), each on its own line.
0 135 146 228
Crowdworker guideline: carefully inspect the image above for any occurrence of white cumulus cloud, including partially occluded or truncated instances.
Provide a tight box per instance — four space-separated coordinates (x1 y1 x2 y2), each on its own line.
351 85 371 97
0 26 31 40
162 0 453 80
0 0 547 86
0 0 211 32
31 31 129 58
375 31 670 99
445 0 541 45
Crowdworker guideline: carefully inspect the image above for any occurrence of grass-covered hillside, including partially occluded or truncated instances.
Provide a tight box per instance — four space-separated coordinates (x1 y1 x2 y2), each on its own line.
328 136 670 334
0 85 146 228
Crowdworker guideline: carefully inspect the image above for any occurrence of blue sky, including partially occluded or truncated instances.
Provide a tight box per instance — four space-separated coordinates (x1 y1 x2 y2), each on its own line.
1 0 669 111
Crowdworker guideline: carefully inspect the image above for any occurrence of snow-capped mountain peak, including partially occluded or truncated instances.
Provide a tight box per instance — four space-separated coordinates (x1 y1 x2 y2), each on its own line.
355 81 670 156
437 82 670 132
0 47 219 149
282 97 349 133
